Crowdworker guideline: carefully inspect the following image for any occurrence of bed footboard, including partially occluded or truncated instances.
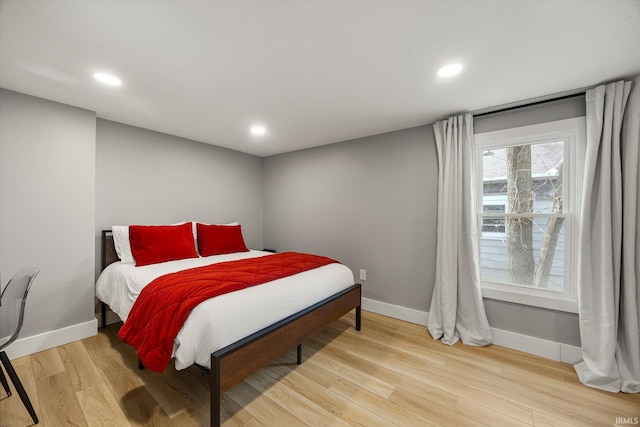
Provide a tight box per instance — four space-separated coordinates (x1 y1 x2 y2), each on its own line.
99 229 361 426
210 283 361 427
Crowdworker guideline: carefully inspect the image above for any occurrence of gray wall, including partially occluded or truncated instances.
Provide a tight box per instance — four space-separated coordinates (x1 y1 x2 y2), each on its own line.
264 95 586 346
0 89 96 338
264 125 438 311
0 90 265 351
0 85 585 352
95 119 264 273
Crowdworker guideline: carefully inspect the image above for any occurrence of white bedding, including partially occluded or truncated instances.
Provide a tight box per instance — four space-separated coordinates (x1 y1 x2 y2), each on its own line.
95 250 355 370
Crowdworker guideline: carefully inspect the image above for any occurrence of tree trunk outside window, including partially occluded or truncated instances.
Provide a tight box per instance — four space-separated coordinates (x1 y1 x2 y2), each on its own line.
506 146 535 285
505 146 563 288
534 164 564 288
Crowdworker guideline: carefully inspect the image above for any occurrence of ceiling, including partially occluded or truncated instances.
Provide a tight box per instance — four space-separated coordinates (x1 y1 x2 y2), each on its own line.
1 1 639 157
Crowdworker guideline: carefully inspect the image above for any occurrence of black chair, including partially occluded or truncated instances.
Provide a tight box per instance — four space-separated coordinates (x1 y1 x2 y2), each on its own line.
0 267 40 425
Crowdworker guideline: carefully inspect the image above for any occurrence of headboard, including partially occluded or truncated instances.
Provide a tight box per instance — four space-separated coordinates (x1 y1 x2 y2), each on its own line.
100 230 120 271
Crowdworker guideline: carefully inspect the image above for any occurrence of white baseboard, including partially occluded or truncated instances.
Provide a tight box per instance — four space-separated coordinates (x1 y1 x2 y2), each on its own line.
5 318 98 360
560 343 583 364
490 327 582 364
5 301 583 366
362 297 429 326
361 297 582 364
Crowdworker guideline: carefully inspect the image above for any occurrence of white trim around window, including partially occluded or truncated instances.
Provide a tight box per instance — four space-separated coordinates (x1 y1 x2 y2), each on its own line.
475 117 586 314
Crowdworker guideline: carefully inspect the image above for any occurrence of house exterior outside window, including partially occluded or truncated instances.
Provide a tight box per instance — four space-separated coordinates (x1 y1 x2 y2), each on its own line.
481 198 507 236
475 118 586 313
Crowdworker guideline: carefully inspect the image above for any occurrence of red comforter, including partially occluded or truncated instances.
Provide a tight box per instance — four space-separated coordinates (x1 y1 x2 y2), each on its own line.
118 252 339 372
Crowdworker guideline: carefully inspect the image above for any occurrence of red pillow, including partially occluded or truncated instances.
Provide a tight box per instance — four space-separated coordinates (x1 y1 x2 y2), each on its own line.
196 223 249 257
129 223 198 266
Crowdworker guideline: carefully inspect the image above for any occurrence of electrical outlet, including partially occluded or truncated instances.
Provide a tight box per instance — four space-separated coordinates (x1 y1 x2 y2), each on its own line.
359 269 367 281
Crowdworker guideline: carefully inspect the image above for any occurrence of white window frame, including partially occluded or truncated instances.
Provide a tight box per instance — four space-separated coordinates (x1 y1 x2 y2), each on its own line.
475 117 586 313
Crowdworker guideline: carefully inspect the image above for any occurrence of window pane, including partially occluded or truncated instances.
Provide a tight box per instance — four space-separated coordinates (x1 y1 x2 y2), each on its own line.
482 205 505 233
482 217 505 233
482 141 564 214
483 205 505 213
480 217 565 291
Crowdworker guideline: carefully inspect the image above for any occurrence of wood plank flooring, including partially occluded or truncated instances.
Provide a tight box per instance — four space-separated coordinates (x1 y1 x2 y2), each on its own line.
1 310 638 426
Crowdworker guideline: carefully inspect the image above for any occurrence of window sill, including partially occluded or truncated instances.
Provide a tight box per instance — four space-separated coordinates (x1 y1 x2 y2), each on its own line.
481 285 578 314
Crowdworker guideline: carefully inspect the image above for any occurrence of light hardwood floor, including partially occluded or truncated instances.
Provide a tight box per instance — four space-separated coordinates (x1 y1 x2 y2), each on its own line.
1 310 638 426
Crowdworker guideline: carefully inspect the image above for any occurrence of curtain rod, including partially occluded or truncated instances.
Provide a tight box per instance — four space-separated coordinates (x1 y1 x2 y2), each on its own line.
472 91 586 118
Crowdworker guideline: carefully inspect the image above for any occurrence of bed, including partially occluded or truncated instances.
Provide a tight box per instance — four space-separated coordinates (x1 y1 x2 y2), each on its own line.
96 228 361 427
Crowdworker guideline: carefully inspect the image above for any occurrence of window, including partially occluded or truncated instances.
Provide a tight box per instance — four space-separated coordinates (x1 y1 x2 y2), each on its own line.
481 199 506 236
475 118 585 313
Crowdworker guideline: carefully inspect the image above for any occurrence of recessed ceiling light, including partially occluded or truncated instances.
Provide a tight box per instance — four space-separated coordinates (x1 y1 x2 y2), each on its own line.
250 124 267 136
93 72 122 86
437 63 463 78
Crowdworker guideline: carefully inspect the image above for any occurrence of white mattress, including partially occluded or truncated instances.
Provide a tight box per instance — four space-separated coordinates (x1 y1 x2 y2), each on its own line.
95 250 355 370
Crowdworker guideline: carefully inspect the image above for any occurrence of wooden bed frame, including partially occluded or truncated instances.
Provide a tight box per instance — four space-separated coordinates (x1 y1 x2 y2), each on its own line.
99 230 361 427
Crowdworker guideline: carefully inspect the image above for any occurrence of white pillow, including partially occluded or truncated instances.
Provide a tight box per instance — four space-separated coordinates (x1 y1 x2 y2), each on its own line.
112 222 186 264
192 221 239 254
112 225 134 263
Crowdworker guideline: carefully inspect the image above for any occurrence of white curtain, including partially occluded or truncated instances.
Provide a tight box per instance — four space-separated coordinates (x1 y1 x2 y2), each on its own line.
574 78 640 393
427 113 493 346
